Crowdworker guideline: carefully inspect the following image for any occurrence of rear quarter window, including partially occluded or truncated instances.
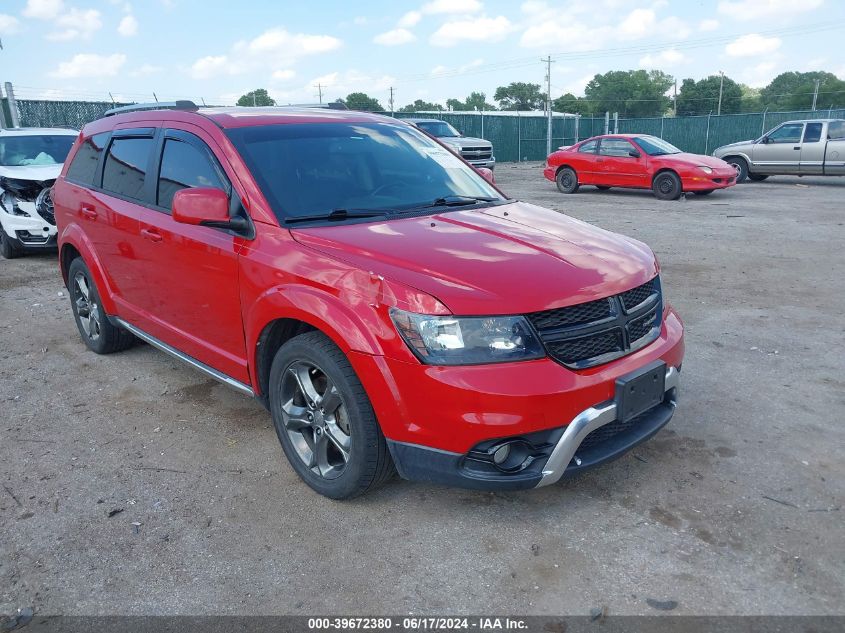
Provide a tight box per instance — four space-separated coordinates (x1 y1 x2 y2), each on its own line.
828 121 845 139
65 132 109 185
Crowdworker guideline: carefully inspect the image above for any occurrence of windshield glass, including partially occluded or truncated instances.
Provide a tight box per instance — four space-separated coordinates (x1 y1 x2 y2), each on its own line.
633 136 682 156
226 122 503 222
414 121 461 138
0 135 76 167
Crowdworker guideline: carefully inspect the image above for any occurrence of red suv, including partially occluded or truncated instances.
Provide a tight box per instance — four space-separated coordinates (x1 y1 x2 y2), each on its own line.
53 103 684 499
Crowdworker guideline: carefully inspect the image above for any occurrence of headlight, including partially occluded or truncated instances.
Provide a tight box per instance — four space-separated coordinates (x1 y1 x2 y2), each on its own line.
697 166 713 174
390 309 545 365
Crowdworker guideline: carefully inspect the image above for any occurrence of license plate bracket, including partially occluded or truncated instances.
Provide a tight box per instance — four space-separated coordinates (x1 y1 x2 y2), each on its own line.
615 360 666 423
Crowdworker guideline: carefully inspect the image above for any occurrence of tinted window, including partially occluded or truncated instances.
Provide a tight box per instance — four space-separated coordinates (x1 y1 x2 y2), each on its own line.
414 121 460 138
599 138 636 157
632 136 681 156
578 140 598 153
157 138 225 210
768 124 803 144
101 137 154 200
827 121 844 139
66 132 109 184
0 134 76 167
803 122 823 143
226 122 503 222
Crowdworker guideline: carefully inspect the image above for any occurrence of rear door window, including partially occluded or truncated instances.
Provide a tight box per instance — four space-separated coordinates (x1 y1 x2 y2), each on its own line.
102 137 154 201
156 136 226 211
827 121 844 139
65 132 110 185
578 140 598 153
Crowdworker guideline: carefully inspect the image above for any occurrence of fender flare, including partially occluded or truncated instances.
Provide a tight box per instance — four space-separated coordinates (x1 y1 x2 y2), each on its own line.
58 224 118 316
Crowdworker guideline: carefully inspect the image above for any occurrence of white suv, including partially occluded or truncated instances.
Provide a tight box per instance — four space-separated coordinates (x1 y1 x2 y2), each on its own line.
0 127 78 258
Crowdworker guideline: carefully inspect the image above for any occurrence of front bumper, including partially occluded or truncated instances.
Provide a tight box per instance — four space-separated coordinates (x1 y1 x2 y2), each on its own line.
466 157 495 170
682 169 737 191
0 199 56 247
387 366 678 491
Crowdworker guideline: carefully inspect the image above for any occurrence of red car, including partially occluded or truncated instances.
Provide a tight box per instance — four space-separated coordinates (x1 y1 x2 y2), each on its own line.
53 103 684 499
544 134 736 200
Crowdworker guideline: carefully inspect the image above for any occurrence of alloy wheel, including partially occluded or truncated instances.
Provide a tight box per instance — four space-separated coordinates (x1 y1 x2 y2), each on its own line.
73 271 101 340
280 360 351 480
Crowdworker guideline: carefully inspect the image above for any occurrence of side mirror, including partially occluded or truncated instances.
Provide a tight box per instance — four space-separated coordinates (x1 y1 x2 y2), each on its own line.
628 150 641 158
476 167 495 183
172 187 248 232
761 136 770 144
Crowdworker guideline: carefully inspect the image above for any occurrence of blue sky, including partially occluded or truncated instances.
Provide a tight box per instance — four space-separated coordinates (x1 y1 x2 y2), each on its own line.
1 0 844 107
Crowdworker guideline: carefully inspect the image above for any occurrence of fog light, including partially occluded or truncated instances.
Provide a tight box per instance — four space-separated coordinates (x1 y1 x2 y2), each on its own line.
492 444 511 465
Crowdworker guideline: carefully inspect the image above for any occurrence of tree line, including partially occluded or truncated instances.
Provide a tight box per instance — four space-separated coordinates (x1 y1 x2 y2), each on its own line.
237 70 845 117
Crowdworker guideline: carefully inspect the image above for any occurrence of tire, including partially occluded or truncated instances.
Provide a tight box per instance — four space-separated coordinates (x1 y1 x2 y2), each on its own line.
748 174 769 182
596 185 611 191
652 171 682 201
726 157 749 183
67 258 135 354
693 190 715 196
268 331 395 499
555 167 579 194
0 228 24 259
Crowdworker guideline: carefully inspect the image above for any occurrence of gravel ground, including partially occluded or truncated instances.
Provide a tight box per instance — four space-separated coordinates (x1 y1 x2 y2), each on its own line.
1 165 843 617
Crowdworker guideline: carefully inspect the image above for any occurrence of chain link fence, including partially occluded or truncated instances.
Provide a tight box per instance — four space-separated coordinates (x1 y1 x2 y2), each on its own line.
12 99 131 130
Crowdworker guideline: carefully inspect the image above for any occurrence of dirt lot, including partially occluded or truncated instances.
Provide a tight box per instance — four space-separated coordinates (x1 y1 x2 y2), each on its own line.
1 165 843 617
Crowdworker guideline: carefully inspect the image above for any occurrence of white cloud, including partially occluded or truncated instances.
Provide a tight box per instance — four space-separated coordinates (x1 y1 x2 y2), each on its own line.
0 14 21 34
117 14 137 36
422 0 481 14
618 8 656 39
725 33 781 57
22 0 64 20
398 11 421 27
718 0 823 21
741 61 778 87
430 15 512 47
430 58 483 76
50 53 126 78
374 28 416 46
189 27 342 80
699 18 719 31
272 69 296 81
130 63 163 77
639 48 688 68
47 8 102 41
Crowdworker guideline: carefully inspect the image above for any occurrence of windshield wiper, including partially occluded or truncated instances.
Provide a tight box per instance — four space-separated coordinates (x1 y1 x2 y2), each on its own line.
284 208 388 225
397 195 499 214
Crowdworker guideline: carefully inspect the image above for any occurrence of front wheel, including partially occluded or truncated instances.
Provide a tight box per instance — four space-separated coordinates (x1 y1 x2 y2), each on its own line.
268 331 395 499
726 157 749 183
555 167 579 194
652 171 682 201
0 229 24 259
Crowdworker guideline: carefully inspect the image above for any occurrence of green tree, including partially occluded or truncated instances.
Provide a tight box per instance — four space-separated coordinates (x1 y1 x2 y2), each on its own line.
398 99 441 113
552 93 593 115
760 71 845 111
236 88 276 107
494 82 546 110
446 92 496 111
583 70 674 117
343 92 385 112
739 84 762 113
676 75 742 116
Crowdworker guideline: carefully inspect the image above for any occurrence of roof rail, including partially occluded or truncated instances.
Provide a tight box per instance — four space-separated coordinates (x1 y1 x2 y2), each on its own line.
104 100 198 117
284 102 349 111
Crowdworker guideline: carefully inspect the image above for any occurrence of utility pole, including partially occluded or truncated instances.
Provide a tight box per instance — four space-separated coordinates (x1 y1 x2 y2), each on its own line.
542 55 554 156
153 92 159 103
314 83 323 104
252 92 256 107
389 86 395 114
673 80 677 116
811 79 820 110
717 71 724 116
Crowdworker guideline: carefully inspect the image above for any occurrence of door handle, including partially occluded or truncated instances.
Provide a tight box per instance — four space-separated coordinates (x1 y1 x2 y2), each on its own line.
141 228 163 243
80 204 97 220
793 146 801 150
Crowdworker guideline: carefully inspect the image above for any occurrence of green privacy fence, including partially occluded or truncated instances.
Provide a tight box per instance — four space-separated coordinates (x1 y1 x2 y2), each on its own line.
395 108 845 161
6 98 845 161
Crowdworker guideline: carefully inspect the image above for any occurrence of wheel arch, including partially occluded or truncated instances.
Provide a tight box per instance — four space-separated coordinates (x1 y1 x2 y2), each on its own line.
651 167 680 184
58 226 118 315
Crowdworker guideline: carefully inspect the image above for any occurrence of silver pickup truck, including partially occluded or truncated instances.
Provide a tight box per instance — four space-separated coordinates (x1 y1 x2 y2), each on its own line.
713 119 845 182
405 118 495 170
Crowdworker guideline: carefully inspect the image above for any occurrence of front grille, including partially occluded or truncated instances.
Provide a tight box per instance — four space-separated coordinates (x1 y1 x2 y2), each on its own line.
578 408 652 452
527 277 662 369
460 146 492 161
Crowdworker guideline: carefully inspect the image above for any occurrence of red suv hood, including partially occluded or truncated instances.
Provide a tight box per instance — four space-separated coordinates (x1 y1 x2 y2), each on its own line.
291 201 658 315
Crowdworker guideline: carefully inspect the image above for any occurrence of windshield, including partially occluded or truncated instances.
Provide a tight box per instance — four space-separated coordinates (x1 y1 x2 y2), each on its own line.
0 135 76 167
633 136 682 156
226 122 503 222
414 121 461 138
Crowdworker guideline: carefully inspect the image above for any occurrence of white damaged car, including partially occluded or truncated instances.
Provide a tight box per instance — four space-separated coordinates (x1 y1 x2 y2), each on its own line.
1 127 78 258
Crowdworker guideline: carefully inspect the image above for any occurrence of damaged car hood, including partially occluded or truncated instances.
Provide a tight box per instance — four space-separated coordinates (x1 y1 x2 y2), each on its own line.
0 164 63 183
290 201 658 315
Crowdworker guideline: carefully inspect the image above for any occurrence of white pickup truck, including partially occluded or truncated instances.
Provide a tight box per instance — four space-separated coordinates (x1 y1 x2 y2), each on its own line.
713 119 845 182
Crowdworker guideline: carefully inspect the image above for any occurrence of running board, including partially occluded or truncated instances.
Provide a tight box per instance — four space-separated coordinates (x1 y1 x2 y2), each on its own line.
114 318 255 397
